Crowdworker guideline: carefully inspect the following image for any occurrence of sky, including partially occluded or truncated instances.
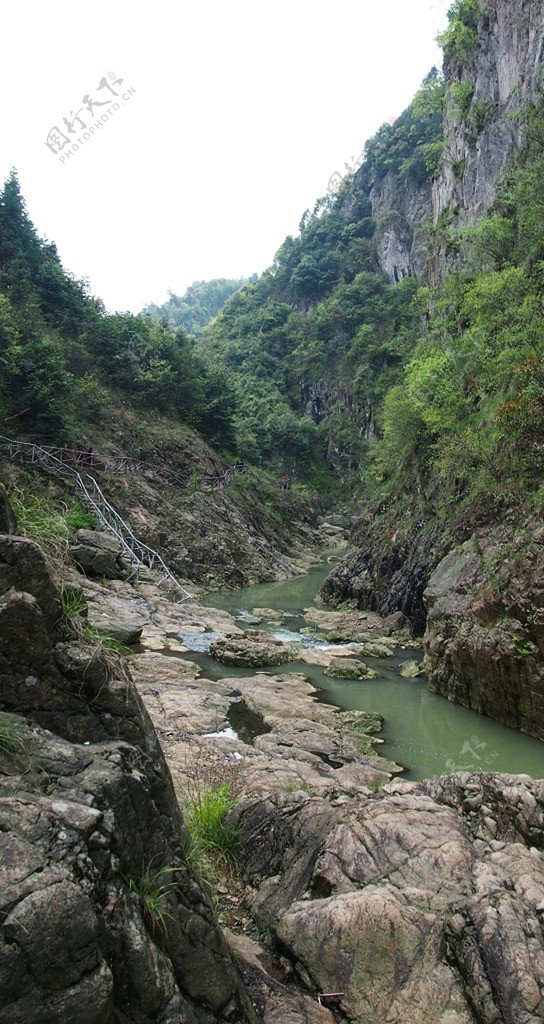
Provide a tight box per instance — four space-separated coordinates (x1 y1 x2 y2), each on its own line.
1 0 450 314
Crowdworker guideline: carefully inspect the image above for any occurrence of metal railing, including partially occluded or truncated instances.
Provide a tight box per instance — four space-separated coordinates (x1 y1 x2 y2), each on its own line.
0 435 192 601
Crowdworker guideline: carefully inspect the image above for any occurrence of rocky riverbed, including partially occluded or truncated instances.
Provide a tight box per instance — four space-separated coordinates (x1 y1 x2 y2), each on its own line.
79 563 544 1023
1 521 543 1024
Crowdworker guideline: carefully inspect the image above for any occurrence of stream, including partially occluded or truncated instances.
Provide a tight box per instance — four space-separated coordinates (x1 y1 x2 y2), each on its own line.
189 550 543 782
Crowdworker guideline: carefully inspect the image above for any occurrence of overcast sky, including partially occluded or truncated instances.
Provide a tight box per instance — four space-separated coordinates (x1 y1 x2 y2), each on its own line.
1 0 450 313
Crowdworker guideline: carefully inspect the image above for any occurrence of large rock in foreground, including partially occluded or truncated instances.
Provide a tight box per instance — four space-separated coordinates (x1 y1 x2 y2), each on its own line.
0 533 255 1024
232 773 544 1024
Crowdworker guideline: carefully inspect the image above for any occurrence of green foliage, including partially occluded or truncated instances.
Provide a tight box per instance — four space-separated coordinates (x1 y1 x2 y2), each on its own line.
8 489 89 558
60 585 87 620
0 713 26 761
81 624 131 656
364 68 444 184
450 78 475 118
123 864 178 933
438 0 481 61
184 784 239 866
374 101 544 499
8 489 71 561
142 277 253 336
0 171 239 447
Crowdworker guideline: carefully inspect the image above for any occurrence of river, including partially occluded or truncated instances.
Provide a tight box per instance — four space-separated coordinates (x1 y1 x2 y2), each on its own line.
192 551 543 781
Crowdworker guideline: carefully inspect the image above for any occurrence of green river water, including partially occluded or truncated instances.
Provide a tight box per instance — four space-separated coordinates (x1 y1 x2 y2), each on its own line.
194 551 543 782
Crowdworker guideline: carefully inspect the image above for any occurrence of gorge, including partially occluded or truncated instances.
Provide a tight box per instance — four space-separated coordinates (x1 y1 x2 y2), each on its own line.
1 0 544 1020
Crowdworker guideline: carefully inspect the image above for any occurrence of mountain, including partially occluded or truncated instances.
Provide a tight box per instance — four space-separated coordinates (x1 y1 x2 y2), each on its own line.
142 277 255 337
199 0 544 737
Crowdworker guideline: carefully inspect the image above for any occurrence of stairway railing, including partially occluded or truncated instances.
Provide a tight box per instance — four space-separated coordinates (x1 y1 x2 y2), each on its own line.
0 435 192 601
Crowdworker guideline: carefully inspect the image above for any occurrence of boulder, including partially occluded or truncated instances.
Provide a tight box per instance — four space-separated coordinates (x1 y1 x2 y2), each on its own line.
358 640 395 658
399 659 425 678
91 619 143 645
382 611 411 635
251 607 285 621
233 772 544 1024
69 530 127 579
210 631 294 668
0 535 257 1023
324 657 380 680
0 484 17 534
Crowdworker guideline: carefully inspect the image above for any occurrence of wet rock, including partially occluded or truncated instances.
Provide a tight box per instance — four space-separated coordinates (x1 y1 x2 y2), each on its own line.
319 519 442 635
324 657 380 680
358 640 395 658
424 527 544 740
251 608 285 622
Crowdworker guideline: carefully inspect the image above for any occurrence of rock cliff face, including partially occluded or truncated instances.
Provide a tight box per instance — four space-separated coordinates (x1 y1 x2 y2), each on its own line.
424 518 544 742
320 512 443 635
0 531 256 1023
433 0 544 237
357 166 432 284
321 0 544 733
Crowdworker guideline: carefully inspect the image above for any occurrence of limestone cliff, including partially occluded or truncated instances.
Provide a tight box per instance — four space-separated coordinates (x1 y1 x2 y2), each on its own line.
433 0 544 238
321 0 544 737
355 164 432 284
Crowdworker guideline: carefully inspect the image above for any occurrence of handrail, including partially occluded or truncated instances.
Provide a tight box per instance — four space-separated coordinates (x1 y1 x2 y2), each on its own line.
0 434 192 601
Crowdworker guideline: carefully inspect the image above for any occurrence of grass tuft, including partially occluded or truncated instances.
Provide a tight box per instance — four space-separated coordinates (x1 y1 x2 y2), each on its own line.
184 784 239 867
123 863 179 933
61 585 88 620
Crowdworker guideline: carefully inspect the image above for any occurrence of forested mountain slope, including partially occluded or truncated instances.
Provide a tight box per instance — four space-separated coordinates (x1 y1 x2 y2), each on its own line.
142 277 253 337
0 174 320 589
198 0 544 736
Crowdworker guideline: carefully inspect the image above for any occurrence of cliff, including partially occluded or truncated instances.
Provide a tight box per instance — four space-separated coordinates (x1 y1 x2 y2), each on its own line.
320 0 544 738
433 0 544 233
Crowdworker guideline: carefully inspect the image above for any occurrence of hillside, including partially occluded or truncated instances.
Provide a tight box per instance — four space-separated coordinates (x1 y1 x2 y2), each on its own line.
0 174 321 589
195 0 544 736
142 277 254 337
